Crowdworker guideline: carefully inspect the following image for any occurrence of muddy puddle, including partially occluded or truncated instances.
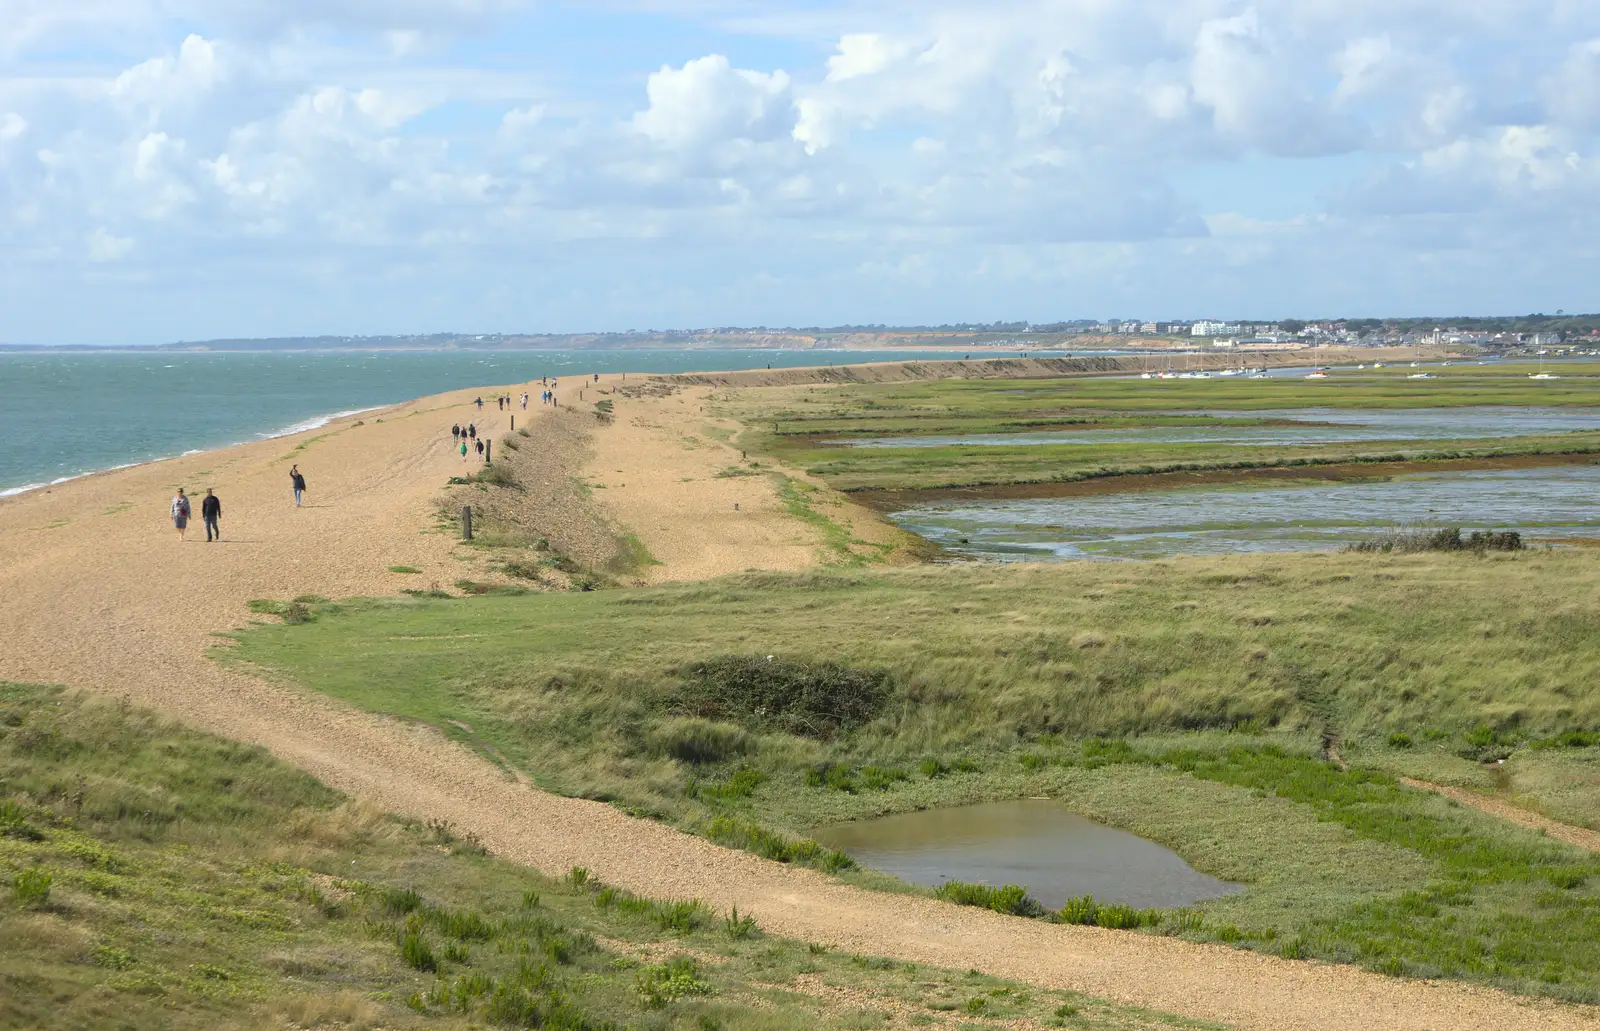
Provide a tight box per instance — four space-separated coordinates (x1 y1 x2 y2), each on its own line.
811 799 1240 910
889 464 1600 560
841 407 1600 449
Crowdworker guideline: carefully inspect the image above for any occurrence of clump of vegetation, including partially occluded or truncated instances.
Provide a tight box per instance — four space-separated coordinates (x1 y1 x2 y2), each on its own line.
1347 527 1524 554
934 881 1046 917
1056 896 1162 930
474 462 521 489
388 565 422 574
648 718 753 764
699 815 855 873
635 956 712 1007
672 655 891 739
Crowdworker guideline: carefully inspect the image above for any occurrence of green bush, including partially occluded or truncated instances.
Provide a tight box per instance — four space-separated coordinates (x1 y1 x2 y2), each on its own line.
672 655 890 740
934 881 1046 918
400 932 437 972
1388 732 1414 748
701 815 855 873
1056 895 1162 929
13 868 52 908
635 956 712 1007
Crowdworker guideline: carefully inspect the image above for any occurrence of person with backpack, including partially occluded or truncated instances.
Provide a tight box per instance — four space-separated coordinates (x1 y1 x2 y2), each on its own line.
452 424 460 441
201 488 222 542
171 488 192 540
290 465 307 507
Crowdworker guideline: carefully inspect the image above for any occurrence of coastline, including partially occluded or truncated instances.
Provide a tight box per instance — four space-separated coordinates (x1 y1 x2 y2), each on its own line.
0 403 392 500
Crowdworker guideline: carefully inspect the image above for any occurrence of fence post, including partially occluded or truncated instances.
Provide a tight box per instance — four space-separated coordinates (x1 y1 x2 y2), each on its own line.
462 506 473 541
485 439 492 464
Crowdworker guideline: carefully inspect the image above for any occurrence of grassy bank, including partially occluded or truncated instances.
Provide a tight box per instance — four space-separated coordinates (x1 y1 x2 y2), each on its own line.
227 551 1600 1001
0 683 1214 1031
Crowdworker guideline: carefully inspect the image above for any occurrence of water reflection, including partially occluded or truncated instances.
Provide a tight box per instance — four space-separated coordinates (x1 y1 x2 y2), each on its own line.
890 465 1600 560
811 800 1240 910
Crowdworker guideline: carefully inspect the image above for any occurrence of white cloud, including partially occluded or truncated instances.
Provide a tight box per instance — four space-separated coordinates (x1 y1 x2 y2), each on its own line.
633 55 793 148
4 0 1600 342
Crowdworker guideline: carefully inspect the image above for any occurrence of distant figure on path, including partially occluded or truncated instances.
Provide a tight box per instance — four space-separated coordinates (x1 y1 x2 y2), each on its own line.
593 373 599 382
468 423 476 440
452 424 460 441
171 489 191 540
202 489 222 542
460 441 468 460
290 465 307 507
476 396 483 409
475 438 485 459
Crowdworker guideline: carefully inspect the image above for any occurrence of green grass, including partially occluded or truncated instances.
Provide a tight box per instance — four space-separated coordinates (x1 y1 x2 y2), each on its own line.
389 565 423 574
0 683 1219 1031
225 550 1600 1001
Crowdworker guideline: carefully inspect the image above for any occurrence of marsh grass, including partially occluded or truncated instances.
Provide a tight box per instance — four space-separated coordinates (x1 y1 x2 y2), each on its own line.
0 683 1189 1031
1347 527 1525 553
228 551 1600 1000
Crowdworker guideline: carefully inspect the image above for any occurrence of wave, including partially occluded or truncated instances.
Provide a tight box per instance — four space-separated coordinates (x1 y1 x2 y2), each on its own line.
254 405 388 441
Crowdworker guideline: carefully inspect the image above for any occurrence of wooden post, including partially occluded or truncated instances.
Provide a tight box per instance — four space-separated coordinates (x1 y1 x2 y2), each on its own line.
510 416 515 431
462 506 473 540
485 440 492 464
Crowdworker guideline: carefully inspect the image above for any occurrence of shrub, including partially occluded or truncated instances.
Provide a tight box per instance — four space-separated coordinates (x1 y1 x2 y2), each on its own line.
475 463 520 489
687 766 765 803
723 905 758 939
934 881 1046 918
636 956 712 1007
1347 527 1524 554
400 932 437 972
648 718 753 765
919 758 950 779
0 800 45 841
672 655 891 739
701 815 855 873
13 868 52 908
1056 895 1161 929
1388 732 1414 749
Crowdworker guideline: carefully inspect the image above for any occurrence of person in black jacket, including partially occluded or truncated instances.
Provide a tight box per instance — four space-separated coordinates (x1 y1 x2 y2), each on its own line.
290 465 307 507
202 489 222 541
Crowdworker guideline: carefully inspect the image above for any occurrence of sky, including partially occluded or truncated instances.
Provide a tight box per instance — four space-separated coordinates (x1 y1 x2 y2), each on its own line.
2 1 1599 344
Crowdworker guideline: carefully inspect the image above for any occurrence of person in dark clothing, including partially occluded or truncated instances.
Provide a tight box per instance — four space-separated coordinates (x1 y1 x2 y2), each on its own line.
475 438 485 459
475 396 483 409
468 423 476 440
202 488 222 542
452 424 460 441
290 465 307 507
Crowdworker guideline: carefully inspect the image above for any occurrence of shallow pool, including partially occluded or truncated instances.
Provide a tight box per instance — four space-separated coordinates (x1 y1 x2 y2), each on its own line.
842 407 1600 449
889 464 1600 561
811 799 1240 910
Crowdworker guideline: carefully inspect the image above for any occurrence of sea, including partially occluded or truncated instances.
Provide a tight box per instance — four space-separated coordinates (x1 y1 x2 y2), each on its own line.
0 348 994 496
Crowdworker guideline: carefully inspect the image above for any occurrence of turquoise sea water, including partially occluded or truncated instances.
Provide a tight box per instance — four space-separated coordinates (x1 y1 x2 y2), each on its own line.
0 349 961 495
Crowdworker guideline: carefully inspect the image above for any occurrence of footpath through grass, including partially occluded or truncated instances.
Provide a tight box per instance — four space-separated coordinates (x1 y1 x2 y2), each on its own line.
227 550 1600 1002
0 683 1216 1031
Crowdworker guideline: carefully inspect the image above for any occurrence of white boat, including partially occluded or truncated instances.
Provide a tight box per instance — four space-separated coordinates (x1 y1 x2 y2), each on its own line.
1407 372 1434 379
1409 361 1420 367
1529 373 1561 380
1305 369 1328 379
1140 372 1154 379
1372 362 1385 369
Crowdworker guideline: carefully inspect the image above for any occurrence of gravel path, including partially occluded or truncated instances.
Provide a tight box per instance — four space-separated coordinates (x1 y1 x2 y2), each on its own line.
0 375 1593 1031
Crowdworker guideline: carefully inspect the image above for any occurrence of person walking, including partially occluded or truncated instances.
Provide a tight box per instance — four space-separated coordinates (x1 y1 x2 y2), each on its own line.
201 488 222 542
460 440 468 460
476 396 483 410
171 488 192 540
475 438 485 460
290 465 307 507
468 423 476 440
452 424 460 441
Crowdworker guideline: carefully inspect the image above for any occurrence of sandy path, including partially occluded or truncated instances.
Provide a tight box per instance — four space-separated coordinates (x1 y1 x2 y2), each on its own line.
0 376 1593 1031
1401 778 1600 853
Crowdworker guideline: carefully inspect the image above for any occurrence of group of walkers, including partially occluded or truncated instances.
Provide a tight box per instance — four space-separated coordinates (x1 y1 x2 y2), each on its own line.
169 464 307 541
451 422 488 461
